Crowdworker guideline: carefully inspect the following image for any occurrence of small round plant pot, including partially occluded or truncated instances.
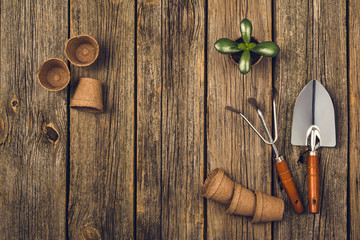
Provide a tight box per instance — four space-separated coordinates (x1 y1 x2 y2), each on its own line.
37 58 70 91
65 35 99 67
225 183 256 217
70 78 103 113
200 168 235 205
229 37 263 67
251 191 284 223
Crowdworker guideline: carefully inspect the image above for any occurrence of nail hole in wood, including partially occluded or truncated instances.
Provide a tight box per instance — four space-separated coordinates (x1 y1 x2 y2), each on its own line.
295 200 299 204
313 199 316 204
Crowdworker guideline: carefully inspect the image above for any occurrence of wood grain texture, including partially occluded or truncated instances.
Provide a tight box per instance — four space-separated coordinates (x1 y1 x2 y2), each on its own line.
137 0 205 239
68 0 135 239
0 0 68 239
136 0 162 238
160 0 205 239
273 0 348 238
1 0 357 239
207 0 273 239
349 0 360 239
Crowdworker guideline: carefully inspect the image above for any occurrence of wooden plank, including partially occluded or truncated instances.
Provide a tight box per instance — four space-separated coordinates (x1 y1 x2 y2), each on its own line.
349 0 360 239
68 0 135 239
137 0 205 238
207 0 273 239
0 0 68 239
160 0 205 239
136 0 162 238
273 0 348 238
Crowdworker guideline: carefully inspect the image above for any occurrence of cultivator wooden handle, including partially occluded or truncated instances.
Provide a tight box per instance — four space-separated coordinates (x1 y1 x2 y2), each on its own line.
307 152 320 213
275 157 304 214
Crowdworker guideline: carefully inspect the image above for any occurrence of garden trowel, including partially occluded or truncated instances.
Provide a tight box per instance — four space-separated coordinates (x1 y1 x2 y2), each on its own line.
291 79 336 213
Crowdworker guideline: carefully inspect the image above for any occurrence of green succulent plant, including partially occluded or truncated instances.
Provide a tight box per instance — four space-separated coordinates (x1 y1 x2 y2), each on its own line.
214 18 280 74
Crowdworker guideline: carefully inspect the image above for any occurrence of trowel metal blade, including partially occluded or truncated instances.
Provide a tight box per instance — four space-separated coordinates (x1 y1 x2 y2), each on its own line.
291 79 336 147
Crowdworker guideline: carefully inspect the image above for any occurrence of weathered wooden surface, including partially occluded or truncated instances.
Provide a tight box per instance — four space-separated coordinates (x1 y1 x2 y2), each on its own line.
207 0 273 239
273 0 348 239
136 0 162 238
159 0 205 239
0 0 358 239
137 0 205 239
349 0 360 239
68 0 135 239
0 0 68 239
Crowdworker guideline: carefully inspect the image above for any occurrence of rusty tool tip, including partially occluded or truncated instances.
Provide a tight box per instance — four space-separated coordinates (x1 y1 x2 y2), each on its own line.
225 106 241 114
248 98 261 111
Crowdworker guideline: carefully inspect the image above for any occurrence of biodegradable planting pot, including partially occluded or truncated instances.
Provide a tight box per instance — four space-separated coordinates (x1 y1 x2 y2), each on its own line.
229 37 263 66
37 58 70 91
251 191 284 223
200 168 235 205
65 35 99 66
70 78 103 113
225 183 256 217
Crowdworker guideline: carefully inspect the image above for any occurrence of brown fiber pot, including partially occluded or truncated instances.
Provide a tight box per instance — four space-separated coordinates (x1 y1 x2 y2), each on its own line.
200 168 235 205
225 183 256 217
37 58 70 91
70 78 103 113
65 35 99 67
251 191 284 223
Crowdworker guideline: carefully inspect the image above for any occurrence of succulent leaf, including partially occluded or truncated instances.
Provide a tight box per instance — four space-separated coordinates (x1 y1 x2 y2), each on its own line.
214 38 242 54
239 50 251 74
251 41 280 57
240 19 252 44
238 43 246 50
247 42 256 50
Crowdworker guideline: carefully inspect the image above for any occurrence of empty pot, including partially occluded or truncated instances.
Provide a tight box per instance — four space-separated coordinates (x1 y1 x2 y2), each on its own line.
65 35 99 67
251 190 284 223
225 183 256 217
200 168 235 205
37 58 70 91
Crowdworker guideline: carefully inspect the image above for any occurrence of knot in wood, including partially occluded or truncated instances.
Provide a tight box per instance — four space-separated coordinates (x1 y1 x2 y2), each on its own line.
81 225 101 240
10 96 19 113
42 123 59 143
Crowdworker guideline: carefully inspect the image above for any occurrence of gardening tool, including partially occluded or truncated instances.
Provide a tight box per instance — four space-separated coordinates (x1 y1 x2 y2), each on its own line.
226 92 304 214
291 79 336 213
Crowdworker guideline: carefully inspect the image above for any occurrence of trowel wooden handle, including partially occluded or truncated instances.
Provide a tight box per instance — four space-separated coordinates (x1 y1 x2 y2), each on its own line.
307 152 320 213
275 158 304 213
